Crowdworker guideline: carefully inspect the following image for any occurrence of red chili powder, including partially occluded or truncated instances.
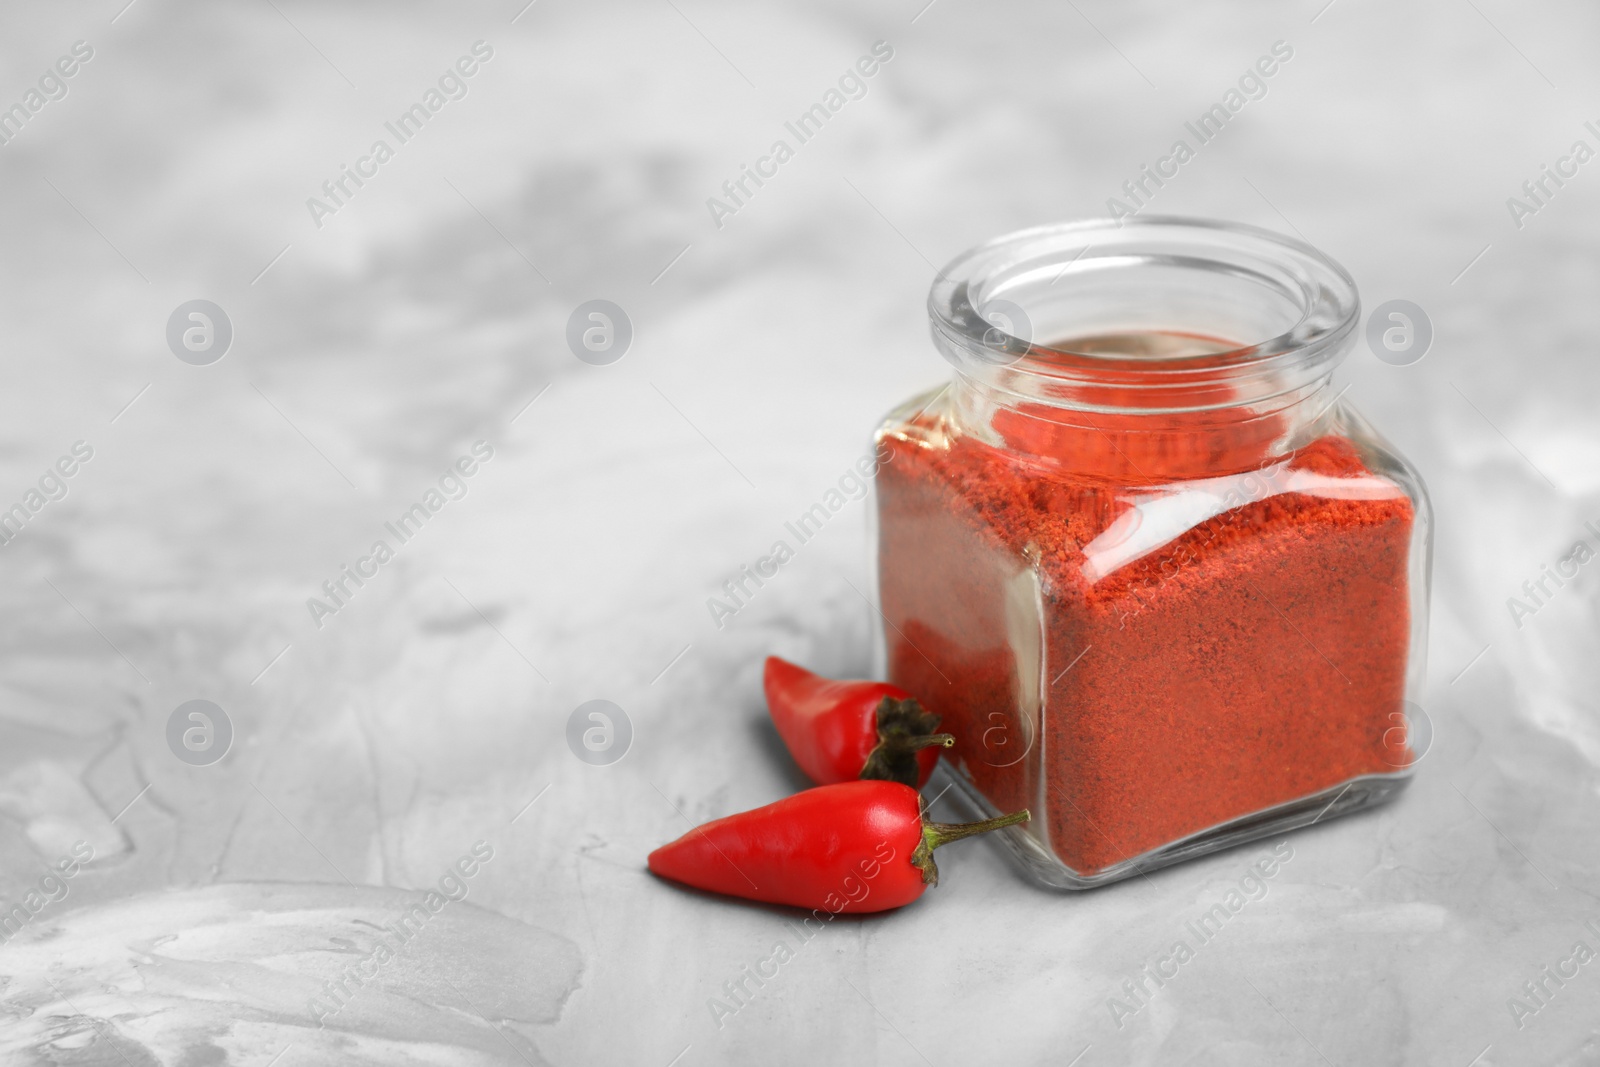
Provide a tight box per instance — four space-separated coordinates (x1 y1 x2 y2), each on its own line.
875 391 1415 876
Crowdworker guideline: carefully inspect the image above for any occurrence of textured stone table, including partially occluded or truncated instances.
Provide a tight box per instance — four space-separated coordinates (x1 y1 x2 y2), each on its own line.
0 1 1596 1064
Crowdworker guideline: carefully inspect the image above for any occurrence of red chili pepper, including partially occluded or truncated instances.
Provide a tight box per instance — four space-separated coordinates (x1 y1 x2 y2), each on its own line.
763 656 953 789
647 780 1029 913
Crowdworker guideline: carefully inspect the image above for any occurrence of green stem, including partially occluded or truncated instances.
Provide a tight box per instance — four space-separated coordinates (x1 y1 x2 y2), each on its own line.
922 809 1031 850
911 808 1030 886
906 733 956 751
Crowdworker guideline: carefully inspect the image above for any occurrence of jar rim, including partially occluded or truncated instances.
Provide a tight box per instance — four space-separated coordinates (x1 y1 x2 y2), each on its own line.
927 216 1361 412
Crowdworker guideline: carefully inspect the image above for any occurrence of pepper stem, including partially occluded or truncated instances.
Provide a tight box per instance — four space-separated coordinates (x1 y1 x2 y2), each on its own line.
859 697 953 788
911 808 1030 887
922 809 1032 850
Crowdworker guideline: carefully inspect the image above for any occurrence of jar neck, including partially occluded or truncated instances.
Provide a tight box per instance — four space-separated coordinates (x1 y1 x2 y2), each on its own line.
949 367 1338 483
927 217 1361 482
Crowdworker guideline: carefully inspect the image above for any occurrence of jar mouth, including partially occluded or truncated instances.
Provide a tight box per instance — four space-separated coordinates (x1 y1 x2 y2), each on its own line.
928 216 1360 414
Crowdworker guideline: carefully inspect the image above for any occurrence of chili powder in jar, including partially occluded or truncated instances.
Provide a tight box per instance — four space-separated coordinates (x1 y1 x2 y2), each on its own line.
872 218 1431 888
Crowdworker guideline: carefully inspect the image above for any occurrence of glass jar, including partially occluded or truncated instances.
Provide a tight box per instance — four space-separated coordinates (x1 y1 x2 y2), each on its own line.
872 217 1431 889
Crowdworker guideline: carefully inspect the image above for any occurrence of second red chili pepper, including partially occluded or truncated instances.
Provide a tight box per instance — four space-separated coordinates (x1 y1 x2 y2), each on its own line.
763 656 953 789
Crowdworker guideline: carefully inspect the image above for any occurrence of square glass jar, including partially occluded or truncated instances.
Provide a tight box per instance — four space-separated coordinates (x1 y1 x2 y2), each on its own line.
872 218 1431 888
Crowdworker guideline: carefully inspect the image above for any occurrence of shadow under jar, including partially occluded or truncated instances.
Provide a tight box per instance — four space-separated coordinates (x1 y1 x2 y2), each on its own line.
872 217 1431 889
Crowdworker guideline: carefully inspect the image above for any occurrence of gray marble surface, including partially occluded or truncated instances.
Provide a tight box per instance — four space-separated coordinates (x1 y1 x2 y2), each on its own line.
0 1 1597 1064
